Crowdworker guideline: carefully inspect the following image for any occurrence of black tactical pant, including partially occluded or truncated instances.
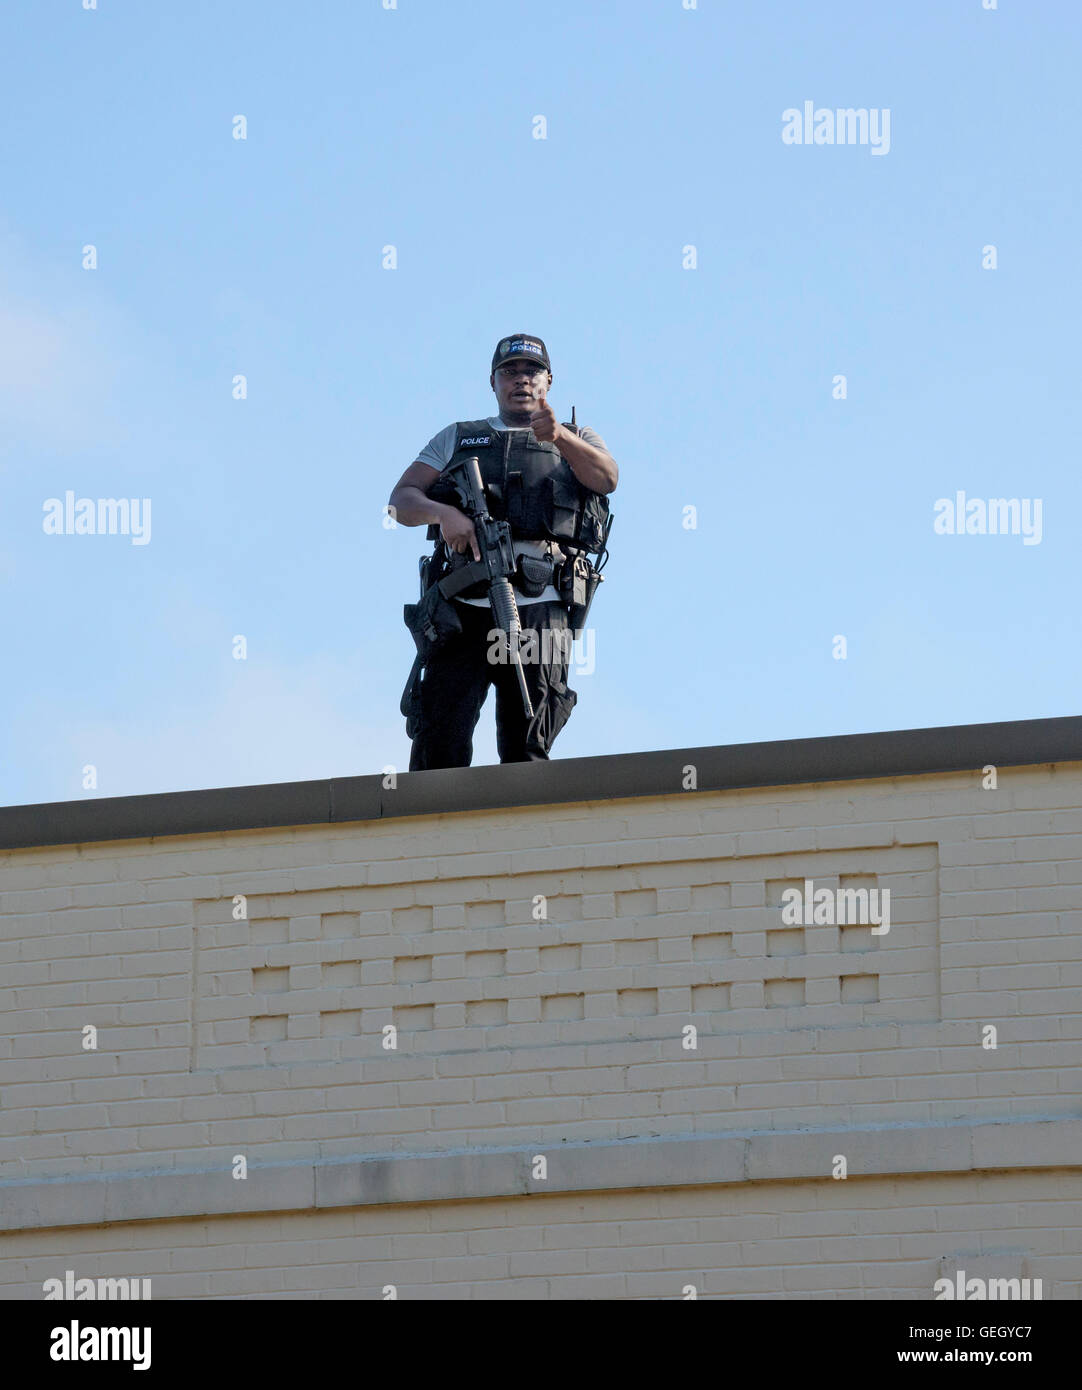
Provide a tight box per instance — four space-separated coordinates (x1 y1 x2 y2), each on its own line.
408 599 577 771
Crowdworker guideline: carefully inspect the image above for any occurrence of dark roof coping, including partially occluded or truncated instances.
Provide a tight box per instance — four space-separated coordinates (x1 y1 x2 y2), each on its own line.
2 715 1080 852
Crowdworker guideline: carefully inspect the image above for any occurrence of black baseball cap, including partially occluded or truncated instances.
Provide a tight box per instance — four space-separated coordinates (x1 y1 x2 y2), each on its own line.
491 334 551 373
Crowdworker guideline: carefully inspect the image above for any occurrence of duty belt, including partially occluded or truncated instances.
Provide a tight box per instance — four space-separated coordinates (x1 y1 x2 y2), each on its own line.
438 539 564 602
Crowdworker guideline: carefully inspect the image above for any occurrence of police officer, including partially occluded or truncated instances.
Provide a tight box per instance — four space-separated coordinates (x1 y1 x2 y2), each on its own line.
389 334 618 771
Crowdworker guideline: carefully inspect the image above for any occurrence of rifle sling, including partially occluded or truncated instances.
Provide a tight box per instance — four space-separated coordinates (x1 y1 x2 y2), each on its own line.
437 561 490 600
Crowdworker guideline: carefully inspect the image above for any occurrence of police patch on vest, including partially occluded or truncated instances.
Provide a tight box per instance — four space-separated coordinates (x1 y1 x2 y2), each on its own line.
460 435 491 447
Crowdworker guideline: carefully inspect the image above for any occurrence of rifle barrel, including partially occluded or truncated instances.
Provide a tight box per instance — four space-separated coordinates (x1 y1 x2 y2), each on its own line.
489 576 534 721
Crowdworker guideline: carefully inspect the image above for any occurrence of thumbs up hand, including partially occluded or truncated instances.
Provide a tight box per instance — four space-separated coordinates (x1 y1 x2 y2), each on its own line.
529 386 562 444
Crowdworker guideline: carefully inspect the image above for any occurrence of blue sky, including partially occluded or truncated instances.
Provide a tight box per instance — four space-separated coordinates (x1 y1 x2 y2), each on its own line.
2 0 1079 805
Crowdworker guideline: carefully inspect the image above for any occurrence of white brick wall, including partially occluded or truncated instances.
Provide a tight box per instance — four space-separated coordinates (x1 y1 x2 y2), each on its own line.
1 1172 1078 1300
1 761 1080 1297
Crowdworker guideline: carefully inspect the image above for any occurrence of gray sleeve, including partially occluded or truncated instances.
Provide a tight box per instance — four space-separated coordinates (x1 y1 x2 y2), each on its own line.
414 423 459 473
576 425 612 457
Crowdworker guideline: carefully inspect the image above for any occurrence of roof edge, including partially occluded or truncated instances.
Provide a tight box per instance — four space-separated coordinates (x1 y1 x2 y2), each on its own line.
2 713 1080 852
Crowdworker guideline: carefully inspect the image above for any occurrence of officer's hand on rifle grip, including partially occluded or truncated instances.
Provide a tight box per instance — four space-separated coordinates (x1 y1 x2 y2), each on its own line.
438 506 481 561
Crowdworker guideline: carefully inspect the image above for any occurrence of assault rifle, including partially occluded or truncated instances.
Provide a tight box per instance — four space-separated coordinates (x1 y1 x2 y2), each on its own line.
437 455 534 720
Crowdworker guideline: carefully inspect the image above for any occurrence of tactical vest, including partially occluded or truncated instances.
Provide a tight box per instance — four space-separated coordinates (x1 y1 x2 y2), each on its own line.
425 419 610 554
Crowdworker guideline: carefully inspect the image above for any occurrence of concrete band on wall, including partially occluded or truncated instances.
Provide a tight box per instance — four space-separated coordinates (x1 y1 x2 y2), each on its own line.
3 1118 1078 1234
2 714 1081 851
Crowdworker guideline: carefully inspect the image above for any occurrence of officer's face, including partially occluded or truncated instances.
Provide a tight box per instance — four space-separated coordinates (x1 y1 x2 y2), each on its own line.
491 360 552 416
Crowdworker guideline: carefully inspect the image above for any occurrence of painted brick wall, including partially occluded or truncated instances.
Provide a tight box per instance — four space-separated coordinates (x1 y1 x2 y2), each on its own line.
1 760 1080 1297
3 765 1080 1178
1 1172 1079 1300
